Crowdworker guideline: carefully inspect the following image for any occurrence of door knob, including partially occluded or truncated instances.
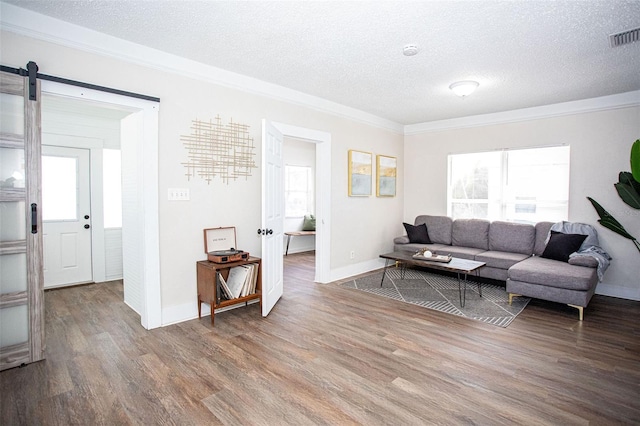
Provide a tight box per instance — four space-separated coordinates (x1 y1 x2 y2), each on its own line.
84 215 90 219
267 229 273 235
84 224 90 229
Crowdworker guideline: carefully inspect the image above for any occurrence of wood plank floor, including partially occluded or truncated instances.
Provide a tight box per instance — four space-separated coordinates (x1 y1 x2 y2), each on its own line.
2 251 639 425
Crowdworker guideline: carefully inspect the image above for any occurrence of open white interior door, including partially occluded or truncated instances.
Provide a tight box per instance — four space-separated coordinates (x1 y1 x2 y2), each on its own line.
260 119 284 316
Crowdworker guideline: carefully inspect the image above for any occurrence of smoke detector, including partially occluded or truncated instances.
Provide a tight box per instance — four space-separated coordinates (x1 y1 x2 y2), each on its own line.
403 44 419 56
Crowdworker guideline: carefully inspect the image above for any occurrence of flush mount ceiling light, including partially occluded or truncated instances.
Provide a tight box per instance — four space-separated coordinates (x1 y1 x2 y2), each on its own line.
449 80 479 98
403 44 419 56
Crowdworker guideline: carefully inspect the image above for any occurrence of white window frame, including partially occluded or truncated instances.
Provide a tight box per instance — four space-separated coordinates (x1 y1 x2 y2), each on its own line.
447 145 570 223
284 165 314 218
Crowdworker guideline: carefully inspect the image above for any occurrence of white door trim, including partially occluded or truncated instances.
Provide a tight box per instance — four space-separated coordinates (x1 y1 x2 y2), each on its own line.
41 80 162 329
270 122 331 283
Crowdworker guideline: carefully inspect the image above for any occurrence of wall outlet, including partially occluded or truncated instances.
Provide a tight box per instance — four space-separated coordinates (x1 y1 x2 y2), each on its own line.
168 188 190 201
350 250 355 259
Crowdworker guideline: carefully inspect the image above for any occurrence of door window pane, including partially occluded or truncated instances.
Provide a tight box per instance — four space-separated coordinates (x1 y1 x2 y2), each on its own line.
42 156 78 221
0 253 27 294
0 93 24 136
0 147 25 189
0 201 26 241
0 304 29 347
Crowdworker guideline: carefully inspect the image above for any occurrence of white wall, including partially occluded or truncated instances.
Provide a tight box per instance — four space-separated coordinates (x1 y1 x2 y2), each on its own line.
404 106 640 300
0 30 404 324
104 228 123 280
283 137 316 254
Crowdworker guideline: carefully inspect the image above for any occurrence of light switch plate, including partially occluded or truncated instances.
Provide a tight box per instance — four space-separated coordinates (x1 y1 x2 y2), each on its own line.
168 188 190 201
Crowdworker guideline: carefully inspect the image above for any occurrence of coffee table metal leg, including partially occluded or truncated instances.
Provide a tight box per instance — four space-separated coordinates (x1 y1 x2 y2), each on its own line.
457 272 468 307
380 259 391 287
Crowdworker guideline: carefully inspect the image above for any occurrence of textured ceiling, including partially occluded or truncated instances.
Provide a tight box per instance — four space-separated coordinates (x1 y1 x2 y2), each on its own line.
4 0 640 125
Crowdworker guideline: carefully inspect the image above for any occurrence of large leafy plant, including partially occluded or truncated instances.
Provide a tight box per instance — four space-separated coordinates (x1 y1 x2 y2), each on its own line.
588 139 640 254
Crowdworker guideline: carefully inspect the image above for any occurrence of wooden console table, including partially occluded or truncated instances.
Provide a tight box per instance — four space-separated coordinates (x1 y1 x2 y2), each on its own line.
284 231 315 255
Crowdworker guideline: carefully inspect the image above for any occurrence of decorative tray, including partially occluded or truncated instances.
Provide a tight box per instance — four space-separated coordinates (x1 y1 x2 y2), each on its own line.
412 250 452 263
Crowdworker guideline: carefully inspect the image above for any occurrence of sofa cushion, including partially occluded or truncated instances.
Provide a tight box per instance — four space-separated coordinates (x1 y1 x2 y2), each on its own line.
489 221 535 255
508 256 597 291
394 242 450 254
541 231 587 262
533 221 554 256
451 219 490 250
415 215 452 245
478 266 508 281
441 246 486 261
403 222 432 244
506 278 595 307
475 251 531 270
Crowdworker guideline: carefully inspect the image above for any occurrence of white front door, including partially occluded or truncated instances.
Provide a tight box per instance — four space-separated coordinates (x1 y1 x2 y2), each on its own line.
42 145 92 288
261 120 284 316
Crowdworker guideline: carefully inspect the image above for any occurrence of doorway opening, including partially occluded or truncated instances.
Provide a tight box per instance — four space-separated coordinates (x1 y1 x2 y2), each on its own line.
41 95 130 290
270 121 331 283
283 137 317 284
40 81 161 329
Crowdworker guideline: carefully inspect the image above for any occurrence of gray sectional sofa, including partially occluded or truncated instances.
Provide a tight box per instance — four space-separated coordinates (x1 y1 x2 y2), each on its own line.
394 215 601 320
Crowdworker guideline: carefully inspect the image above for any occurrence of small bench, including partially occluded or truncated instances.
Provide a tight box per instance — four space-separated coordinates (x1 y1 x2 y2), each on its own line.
284 231 316 255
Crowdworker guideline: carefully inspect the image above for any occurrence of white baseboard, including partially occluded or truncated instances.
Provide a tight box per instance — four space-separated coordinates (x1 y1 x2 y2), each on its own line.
328 258 386 283
595 282 640 301
161 299 260 327
284 246 315 255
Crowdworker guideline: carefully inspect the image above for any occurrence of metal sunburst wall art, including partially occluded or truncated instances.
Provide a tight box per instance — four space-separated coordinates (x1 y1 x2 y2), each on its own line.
181 115 257 184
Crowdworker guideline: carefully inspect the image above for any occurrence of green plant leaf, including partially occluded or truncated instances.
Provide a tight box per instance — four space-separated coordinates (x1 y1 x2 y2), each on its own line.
587 196 608 218
587 197 624 228
598 217 636 240
619 171 640 194
615 182 640 209
632 139 640 182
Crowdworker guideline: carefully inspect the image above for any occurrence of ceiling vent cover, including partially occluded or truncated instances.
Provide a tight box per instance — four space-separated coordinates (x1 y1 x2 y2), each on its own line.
609 27 640 48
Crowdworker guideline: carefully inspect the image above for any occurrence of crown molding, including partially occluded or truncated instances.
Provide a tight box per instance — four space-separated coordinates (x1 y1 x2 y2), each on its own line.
404 90 640 135
0 3 403 134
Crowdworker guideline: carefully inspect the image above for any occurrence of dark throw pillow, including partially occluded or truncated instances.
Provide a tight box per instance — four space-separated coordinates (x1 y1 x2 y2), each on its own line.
403 222 432 244
541 231 587 263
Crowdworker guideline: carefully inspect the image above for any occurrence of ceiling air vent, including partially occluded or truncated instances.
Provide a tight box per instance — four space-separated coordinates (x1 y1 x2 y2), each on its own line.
609 27 640 48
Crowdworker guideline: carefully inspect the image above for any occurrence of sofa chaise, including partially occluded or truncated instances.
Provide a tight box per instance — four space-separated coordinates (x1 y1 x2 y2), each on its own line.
394 215 605 320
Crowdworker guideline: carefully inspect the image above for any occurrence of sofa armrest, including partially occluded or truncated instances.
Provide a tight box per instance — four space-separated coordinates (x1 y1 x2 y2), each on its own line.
568 256 599 268
394 236 410 244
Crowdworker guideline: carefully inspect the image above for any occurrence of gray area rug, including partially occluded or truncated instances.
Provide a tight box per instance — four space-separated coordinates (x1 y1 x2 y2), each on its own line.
340 268 530 327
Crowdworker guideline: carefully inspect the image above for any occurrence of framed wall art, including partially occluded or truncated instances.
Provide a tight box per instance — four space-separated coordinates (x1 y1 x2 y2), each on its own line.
376 155 397 197
348 150 372 196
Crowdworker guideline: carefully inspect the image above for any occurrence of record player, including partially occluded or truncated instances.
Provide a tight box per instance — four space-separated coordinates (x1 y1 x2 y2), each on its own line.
203 227 250 263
